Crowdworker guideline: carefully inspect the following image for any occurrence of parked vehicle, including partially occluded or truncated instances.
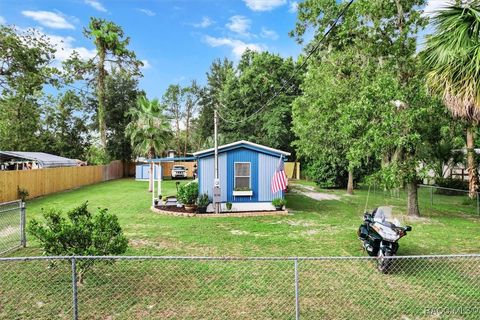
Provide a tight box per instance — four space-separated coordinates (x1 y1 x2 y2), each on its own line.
171 165 188 179
357 206 412 273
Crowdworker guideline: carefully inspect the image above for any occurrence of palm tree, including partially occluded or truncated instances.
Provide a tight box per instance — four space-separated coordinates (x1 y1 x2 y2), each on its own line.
126 96 172 191
423 3 480 198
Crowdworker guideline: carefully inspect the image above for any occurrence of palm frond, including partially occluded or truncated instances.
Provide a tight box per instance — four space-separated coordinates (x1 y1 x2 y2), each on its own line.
125 96 173 157
422 3 480 121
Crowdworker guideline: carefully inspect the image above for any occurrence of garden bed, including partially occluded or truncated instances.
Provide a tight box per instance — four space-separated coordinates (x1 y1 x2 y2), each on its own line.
152 206 289 217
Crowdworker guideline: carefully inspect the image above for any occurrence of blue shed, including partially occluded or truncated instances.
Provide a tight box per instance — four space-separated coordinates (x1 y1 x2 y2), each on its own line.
135 163 160 180
193 140 290 212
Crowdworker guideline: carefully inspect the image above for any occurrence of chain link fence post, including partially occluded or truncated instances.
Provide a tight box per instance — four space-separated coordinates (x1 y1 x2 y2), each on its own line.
294 258 300 320
20 201 26 248
71 257 78 320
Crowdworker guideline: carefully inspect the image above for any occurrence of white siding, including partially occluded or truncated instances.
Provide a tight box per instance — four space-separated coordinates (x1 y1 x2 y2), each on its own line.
219 153 227 201
199 154 227 202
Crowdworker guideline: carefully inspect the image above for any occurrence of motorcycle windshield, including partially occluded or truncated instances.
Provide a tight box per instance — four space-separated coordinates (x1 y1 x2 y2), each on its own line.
374 206 399 226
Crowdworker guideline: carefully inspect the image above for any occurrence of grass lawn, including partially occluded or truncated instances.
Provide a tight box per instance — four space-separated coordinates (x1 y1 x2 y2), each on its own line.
10 177 480 257
1 178 480 319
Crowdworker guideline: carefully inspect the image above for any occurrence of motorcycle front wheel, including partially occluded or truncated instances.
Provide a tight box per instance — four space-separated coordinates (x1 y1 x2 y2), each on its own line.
377 250 393 274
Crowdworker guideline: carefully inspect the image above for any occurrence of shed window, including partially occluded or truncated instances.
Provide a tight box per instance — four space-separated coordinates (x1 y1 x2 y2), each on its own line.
234 162 251 189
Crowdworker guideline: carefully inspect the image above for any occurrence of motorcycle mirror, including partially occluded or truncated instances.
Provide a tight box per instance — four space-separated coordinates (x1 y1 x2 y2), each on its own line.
405 226 412 232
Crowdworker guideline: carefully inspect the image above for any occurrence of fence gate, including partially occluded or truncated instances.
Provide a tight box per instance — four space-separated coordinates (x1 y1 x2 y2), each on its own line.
0 200 26 255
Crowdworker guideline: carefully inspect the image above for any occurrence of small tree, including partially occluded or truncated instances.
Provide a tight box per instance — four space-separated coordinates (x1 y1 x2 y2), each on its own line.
28 202 128 283
126 96 172 192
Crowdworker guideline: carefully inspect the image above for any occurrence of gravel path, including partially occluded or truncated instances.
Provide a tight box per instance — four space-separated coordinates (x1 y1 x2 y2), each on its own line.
291 184 341 201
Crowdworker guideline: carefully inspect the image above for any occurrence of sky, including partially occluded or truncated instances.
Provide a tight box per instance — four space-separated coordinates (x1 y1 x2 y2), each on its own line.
0 0 304 98
0 0 450 98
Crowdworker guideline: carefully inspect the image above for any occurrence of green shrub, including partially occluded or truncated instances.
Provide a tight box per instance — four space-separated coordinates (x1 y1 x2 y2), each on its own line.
197 193 210 207
28 202 128 283
272 198 286 207
17 187 29 202
435 178 468 195
177 181 199 205
86 145 110 165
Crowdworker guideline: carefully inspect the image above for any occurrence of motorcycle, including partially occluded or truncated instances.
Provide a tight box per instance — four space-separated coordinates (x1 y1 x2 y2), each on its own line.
357 206 412 273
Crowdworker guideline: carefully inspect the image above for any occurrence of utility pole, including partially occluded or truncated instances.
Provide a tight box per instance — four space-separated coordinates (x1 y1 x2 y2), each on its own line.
213 108 220 214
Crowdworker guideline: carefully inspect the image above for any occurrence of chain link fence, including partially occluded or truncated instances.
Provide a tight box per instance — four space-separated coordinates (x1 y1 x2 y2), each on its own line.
418 184 480 215
0 255 479 319
0 200 26 255
367 184 479 216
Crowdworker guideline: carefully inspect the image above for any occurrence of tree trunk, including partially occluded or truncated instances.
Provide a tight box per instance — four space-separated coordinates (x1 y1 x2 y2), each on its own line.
184 113 190 157
149 162 154 192
466 125 479 199
347 169 354 195
406 181 420 217
97 46 107 148
148 147 155 192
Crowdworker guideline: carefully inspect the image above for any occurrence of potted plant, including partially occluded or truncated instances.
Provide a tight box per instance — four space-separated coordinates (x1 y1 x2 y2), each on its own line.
154 195 162 206
197 193 210 213
272 198 286 211
177 182 199 212
226 202 233 211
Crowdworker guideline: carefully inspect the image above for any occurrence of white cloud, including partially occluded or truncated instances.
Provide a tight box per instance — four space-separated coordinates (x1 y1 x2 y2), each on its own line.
45 33 96 64
141 59 151 69
84 0 107 12
15 28 95 66
204 35 265 59
193 16 214 28
0 16 6 24
422 0 455 17
138 8 156 16
244 0 287 11
226 15 251 36
260 27 278 40
21 11 75 29
288 1 298 13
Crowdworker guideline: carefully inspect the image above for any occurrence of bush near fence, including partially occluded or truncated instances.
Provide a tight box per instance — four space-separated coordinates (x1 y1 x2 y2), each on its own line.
0 161 124 203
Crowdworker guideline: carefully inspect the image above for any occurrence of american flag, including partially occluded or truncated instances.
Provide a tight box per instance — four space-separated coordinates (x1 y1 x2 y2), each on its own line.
271 157 288 193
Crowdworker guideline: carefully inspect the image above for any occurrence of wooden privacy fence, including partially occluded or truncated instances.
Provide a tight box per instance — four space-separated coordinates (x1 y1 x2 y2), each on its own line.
0 161 124 203
285 162 300 180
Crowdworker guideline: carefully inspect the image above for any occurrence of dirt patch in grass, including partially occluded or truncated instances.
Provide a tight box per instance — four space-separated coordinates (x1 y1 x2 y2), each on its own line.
301 229 319 236
230 230 250 235
270 219 319 227
129 238 177 250
291 184 341 201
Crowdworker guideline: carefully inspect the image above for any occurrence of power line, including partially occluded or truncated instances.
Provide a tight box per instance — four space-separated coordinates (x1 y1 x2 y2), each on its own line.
217 0 355 124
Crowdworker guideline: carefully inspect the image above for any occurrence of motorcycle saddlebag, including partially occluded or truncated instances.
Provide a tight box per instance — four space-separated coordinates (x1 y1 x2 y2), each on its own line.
358 224 369 240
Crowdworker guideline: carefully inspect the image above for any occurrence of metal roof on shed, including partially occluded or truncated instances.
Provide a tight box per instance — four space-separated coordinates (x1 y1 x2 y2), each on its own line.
0 151 77 168
193 140 291 158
